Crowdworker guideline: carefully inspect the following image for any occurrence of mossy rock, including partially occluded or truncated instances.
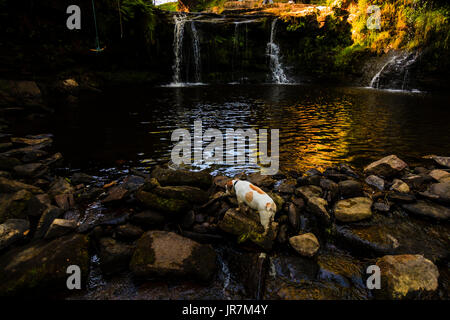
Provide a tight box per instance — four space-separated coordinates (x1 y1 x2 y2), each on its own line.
0 234 90 296
218 208 277 251
130 231 216 282
136 189 191 214
0 190 33 224
152 185 209 204
150 166 212 190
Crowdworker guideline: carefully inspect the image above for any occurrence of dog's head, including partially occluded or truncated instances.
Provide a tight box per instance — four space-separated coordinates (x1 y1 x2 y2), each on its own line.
225 179 237 195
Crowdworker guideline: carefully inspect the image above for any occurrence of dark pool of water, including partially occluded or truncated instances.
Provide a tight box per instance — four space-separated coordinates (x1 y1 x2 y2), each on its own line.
14 84 450 175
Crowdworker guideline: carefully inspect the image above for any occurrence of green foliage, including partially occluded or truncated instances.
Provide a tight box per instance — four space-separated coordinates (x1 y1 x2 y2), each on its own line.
120 0 157 43
157 1 178 11
192 0 228 12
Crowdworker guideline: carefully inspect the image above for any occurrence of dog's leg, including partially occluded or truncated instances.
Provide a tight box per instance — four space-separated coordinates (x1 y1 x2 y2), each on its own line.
259 210 271 235
238 200 246 214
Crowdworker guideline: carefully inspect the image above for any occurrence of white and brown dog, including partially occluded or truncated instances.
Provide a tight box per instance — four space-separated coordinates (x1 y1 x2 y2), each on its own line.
226 179 276 233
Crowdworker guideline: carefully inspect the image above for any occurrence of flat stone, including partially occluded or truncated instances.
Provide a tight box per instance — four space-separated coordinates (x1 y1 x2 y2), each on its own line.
376 254 439 299
365 175 385 191
388 192 416 203
11 137 52 146
429 169 450 183
334 197 373 222
364 155 407 178
289 233 320 257
247 172 276 188
150 166 212 189
0 219 30 250
0 177 42 194
390 179 410 193
402 201 450 221
13 162 47 177
44 218 77 239
0 234 89 296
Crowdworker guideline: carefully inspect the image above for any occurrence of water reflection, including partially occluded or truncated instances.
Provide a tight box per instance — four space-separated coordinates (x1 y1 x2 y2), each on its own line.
14 84 450 175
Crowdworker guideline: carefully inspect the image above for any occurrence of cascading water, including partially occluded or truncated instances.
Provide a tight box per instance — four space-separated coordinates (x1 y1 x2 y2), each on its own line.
171 14 187 85
191 21 202 83
231 20 251 83
369 52 419 90
267 19 289 84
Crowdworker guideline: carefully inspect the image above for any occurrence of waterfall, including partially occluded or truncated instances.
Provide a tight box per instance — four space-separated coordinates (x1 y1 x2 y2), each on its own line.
171 14 187 85
170 15 203 85
191 21 201 83
267 19 289 84
369 52 419 90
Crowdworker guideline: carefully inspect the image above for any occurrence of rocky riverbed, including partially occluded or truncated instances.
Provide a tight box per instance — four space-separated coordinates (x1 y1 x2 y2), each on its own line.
0 110 449 299
0 79 449 299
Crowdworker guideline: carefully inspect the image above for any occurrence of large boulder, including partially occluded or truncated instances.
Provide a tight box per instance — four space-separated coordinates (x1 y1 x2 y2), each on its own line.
150 166 212 189
364 155 407 178
151 185 209 204
130 231 216 282
289 233 320 257
0 234 90 296
0 219 30 250
334 197 373 222
0 190 34 223
376 254 439 299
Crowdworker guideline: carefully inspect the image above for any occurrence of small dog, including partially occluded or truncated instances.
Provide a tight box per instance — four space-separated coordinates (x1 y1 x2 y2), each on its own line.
226 179 276 233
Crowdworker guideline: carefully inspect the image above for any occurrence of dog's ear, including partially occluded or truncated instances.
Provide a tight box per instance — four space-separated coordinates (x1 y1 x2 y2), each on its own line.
226 180 233 188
